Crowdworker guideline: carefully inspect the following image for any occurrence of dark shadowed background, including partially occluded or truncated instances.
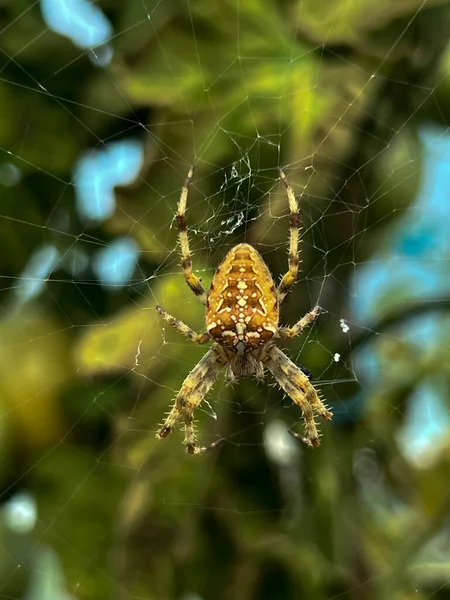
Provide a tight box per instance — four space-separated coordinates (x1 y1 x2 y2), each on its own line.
1 1 450 599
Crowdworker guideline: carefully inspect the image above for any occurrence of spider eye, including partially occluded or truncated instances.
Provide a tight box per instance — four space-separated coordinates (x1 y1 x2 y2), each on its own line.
298 364 312 380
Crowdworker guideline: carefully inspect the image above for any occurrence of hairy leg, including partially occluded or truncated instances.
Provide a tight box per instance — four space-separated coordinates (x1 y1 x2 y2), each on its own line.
177 166 207 304
277 305 321 340
156 305 211 344
262 345 332 446
277 169 302 304
156 347 226 453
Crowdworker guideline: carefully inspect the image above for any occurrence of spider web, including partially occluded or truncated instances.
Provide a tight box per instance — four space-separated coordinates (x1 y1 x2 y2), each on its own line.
0 0 450 598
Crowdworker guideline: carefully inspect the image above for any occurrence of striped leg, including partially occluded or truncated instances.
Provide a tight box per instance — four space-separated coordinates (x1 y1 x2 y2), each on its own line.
277 169 302 304
262 345 332 447
177 166 207 304
277 305 321 340
156 347 225 454
156 305 211 344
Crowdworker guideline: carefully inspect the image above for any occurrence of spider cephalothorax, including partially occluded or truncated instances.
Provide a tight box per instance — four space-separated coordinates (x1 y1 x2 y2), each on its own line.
156 167 332 454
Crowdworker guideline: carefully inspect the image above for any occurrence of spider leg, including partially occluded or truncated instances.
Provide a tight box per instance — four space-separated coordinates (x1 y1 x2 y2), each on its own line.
156 347 225 454
262 345 332 446
177 166 207 304
277 305 321 340
184 412 225 455
277 169 302 305
156 305 211 344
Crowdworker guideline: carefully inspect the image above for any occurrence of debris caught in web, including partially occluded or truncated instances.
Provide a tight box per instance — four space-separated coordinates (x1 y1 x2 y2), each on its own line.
339 318 350 334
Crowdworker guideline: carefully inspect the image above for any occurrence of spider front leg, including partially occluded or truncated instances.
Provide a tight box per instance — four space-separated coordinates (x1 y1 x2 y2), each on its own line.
156 305 211 344
177 166 207 305
156 347 225 454
277 169 302 304
277 305 321 340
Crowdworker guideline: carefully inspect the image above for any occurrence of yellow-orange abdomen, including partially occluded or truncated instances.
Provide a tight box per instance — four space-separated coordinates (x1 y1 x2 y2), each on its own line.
206 243 279 353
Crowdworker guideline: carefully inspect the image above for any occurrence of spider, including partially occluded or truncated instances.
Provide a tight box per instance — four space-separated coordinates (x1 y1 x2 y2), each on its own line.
156 167 332 454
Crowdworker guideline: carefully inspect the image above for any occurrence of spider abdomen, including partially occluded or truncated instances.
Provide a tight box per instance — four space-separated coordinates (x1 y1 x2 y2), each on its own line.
206 243 279 354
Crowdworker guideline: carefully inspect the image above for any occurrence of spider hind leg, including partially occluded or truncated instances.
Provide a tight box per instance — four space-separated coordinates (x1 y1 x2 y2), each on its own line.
185 422 224 455
156 347 225 454
262 345 332 446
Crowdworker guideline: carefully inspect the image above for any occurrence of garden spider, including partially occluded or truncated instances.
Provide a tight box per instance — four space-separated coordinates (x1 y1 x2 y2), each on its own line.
156 167 332 454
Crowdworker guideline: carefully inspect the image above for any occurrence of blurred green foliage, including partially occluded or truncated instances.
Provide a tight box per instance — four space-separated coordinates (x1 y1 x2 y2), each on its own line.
1 1 450 599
